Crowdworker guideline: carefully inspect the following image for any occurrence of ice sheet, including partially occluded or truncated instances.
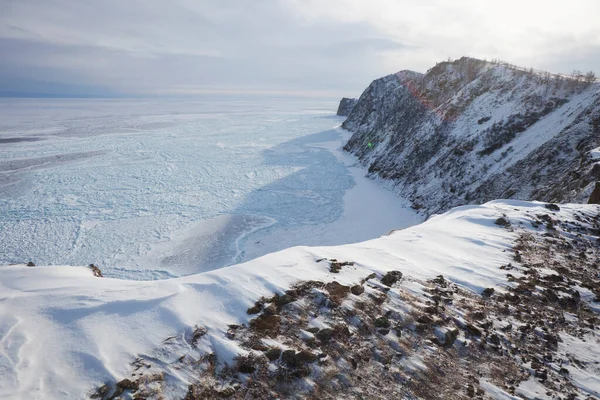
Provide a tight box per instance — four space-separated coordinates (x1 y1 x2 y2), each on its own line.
0 98 420 278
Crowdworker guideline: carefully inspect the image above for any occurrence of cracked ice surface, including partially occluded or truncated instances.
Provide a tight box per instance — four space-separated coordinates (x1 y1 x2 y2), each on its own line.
0 98 420 278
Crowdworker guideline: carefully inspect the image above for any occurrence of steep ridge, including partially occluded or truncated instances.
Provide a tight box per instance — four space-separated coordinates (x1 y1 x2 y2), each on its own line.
342 57 600 216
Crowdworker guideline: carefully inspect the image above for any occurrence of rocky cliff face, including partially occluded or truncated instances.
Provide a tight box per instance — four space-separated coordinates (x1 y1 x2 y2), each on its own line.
336 97 358 116
342 57 600 215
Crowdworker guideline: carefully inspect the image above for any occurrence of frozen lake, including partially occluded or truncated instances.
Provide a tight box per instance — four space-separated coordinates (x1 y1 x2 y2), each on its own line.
0 97 420 279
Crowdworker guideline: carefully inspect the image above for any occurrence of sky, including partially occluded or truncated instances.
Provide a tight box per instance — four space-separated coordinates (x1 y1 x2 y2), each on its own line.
1 0 599 97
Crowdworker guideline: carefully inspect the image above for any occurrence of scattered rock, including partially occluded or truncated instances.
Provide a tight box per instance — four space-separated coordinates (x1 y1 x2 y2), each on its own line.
465 323 482 337
381 271 403 287
265 347 282 361
117 379 139 391
325 281 350 305
495 217 511 227
89 264 103 277
316 328 333 343
329 260 354 273
249 314 280 338
247 302 263 315
295 350 318 365
488 334 501 346
281 350 297 366
374 316 391 329
236 355 259 374
444 328 459 347
350 285 365 295
262 304 277 315
274 290 298 308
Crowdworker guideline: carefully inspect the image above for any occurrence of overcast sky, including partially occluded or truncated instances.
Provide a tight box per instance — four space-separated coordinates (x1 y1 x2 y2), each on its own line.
1 0 599 97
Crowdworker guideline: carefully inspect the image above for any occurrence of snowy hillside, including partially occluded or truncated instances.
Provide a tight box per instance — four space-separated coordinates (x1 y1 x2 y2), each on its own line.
342 57 600 216
1 200 599 399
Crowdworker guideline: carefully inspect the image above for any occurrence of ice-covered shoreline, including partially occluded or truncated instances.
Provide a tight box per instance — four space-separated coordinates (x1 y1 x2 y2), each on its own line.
0 98 420 278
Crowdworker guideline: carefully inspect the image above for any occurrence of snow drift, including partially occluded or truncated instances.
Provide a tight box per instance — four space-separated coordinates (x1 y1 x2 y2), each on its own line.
1 200 599 399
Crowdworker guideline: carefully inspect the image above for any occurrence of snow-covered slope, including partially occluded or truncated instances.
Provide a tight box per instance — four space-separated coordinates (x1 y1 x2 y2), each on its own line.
342 57 600 216
1 200 599 399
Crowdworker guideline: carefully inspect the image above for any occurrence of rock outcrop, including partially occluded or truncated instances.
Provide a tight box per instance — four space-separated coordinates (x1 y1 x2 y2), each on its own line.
336 97 358 116
341 57 600 215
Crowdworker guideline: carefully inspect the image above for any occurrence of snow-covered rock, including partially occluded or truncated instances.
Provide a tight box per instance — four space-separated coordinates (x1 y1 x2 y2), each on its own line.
1 200 599 399
342 57 600 216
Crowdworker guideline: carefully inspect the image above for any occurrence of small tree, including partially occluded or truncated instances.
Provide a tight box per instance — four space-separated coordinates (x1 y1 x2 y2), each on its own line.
585 71 596 84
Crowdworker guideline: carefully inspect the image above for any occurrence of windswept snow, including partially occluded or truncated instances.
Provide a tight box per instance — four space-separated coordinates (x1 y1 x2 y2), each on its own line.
1 200 591 398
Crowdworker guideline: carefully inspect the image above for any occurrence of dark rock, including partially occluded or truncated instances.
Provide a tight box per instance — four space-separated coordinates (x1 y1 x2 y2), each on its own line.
444 328 459 347
350 285 365 295
416 314 433 325
336 97 358 116
559 289 581 309
226 325 239 340
381 271 403 287
465 323 482 337
237 358 257 374
488 334 501 346
545 203 560 212
116 379 139 391
316 328 333 343
89 264 103 277
466 384 475 397
246 302 263 315
424 305 437 314
329 260 354 273
262 304 277 315
332 324 351 341
471 311 486 321
26 261 35 267
374 316 391 329
249 314 280 338
325 281 350 305
275 290 298 308
495 217 511 227
295 350 318 365
481 287 495 297
534 368 548 381
250 342 268 351
281 350 297 366
543 274 563 283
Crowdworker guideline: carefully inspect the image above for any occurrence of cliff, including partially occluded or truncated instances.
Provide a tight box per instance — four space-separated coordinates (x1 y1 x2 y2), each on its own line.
342 57 600 215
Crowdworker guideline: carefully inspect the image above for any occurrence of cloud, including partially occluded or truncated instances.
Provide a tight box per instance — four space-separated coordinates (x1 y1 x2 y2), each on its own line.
1 0 598 96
